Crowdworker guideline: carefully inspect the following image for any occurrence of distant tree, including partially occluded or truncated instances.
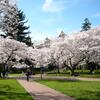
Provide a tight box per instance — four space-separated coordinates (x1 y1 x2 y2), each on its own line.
25 36 33 46
81 18 91 32
58 31 66 38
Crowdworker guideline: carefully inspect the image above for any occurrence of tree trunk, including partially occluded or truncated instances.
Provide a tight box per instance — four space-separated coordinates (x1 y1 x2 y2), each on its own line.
66 66 75 76
40 69 43 80
88 62 96 74
70 69 75 76
0 72 2 77
30 66 34 75
89 68 94 74
57 66 60 74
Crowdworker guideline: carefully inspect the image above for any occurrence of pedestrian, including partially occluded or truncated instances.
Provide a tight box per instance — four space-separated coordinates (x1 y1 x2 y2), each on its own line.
26 69 31 81
2 70 6 78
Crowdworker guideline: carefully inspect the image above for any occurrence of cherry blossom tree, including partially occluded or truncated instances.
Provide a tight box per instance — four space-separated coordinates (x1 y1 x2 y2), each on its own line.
0 37 27 77
50 37 85 75
0 26 100 77
79 27 100 73
49 27 100 75
0 0 19 38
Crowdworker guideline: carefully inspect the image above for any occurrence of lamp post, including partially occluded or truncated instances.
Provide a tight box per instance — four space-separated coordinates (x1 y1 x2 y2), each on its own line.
40 66 44 80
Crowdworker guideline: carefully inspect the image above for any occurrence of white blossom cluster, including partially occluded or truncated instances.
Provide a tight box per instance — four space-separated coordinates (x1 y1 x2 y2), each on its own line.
0 27 100 69
0 0 19 36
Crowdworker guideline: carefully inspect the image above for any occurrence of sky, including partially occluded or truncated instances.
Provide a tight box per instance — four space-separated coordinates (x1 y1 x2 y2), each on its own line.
17 0 100 41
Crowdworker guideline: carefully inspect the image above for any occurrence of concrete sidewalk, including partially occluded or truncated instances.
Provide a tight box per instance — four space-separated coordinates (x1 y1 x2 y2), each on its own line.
17 79 74 100
9 75 100 81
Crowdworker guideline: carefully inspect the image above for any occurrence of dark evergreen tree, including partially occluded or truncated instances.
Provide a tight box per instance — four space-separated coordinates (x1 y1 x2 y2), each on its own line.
81 18 91 32
25 35 33 46
15 9 33 46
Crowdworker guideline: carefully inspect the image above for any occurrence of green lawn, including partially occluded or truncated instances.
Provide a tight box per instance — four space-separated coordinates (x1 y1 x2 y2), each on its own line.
47 69 100 78
38 80 100 100
0 79 33 100
47 73 100 78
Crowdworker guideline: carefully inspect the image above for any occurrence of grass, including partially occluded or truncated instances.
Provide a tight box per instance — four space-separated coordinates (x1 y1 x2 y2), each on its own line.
47 73 100 78
80 74 100 78
0 79 33 100
47 69 100 78
37 80 100 100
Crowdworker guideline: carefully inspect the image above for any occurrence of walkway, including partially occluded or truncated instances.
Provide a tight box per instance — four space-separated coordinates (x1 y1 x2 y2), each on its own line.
10 75 100 81
17 79 74 100
75 77 100 81
32 75 100 81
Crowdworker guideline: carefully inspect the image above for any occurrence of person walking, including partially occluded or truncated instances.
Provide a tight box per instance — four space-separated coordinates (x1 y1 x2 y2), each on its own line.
2 70 6 78
26 69 31 81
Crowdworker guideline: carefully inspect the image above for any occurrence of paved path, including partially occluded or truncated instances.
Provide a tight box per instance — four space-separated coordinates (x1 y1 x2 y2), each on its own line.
33 75 100 81
17 79 74 100
11 75 100 81
75 77 100 81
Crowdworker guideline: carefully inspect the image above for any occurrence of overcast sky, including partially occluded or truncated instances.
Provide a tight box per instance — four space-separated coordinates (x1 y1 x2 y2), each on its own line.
17 0 100 41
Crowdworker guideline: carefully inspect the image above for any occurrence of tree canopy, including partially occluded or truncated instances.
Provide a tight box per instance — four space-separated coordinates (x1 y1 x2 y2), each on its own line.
0 0 33 46
81 18 91 32
0 27 100 75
